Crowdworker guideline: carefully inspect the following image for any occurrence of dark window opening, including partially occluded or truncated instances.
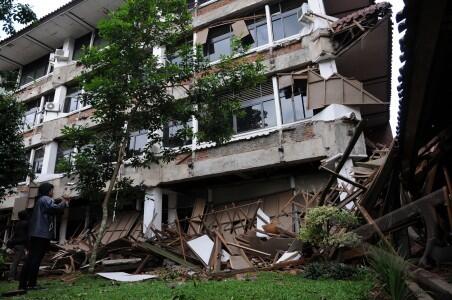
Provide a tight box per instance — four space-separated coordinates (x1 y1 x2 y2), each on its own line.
163 121 193 148
93 30 108 49
162 194 169 226
22 99 41 130
33 148 45 174
73 33 92 61
230 81 276 134
55 144 74 173
280 79 312 124
204 24 233 62
166 38 193 65
63 87 85 113
127 130 148 156
271 0 305 41
20 54 50 86
246 8 268 48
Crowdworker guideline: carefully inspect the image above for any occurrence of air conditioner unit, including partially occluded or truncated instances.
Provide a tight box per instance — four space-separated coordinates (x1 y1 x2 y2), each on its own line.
54 49 69 62
44 102 60 112
298 3 314 25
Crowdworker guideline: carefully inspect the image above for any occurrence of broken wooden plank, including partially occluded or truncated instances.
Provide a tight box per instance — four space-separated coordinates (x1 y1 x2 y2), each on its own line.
135 242 201 271
320 121 365 204
355 187 448 240
227 242 271 257
411 267 452 300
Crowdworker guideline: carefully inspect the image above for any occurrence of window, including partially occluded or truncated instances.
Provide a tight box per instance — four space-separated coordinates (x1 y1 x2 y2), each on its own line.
22 99 41 130
93 31 108 48
230 81 276 134
128 130 148 156
63 87 86 113
163 121 193 148
20 54 50 86
246 9 269 48
55 144 74 173
271 0 305 41
73 33 92 61
167 38 193 65
204 25 233 62
280 79 312 124
33 148 45 174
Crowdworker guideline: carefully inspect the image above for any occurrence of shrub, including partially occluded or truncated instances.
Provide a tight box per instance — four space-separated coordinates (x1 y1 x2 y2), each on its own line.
302 262 363 280
299 206 360 249
367 246 410 300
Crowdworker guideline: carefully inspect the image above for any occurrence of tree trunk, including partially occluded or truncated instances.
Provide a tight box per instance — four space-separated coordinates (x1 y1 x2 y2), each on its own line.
88 139 127 273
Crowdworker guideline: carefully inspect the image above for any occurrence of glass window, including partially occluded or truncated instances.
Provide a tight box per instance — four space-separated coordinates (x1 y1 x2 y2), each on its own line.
93 31 108 48
73 33 92 61
237 104 263 133
63 87 85 113
234 95 277 134
163 121 192 148
128 130 148 155
55 144 74 173
22 99 41 130
20 55 50 86
271 0 304 41
33 148 44 174
279 79 312 124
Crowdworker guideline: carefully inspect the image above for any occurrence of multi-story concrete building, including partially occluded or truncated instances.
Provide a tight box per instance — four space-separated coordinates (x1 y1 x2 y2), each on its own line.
0 0 392 244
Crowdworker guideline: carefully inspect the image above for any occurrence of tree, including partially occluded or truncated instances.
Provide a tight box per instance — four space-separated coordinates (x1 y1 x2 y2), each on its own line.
60 0 265 272
0 93 29 202
0 1 36 197
0 0 36 35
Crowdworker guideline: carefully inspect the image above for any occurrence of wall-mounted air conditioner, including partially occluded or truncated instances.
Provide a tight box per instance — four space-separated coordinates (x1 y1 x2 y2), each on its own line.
44 102 60 112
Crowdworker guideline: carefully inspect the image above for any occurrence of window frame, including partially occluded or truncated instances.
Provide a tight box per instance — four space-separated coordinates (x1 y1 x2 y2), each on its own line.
233 93 276 134
128 129 148 156
271 2 304 41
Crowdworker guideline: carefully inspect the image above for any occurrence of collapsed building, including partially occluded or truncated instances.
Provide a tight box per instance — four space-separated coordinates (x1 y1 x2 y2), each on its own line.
0 0 393 273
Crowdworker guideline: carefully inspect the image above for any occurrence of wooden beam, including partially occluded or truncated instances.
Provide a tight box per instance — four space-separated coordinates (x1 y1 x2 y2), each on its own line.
320 121 365 204
355 187 448 240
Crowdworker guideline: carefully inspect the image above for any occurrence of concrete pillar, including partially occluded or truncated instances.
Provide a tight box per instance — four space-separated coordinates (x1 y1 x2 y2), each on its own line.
167 193 178 224
143 187 162 238
272 76 282 128
63 38 75 64
44 85 67 122
265 5 274 45
58 208 69 244
41 141 58 175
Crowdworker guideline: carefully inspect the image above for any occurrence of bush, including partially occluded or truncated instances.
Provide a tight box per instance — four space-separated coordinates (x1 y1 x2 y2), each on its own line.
299 206 360 249
302 262 363 280
367 246 410 300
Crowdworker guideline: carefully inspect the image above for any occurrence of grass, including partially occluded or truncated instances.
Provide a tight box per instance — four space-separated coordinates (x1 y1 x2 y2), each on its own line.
0 271 374 300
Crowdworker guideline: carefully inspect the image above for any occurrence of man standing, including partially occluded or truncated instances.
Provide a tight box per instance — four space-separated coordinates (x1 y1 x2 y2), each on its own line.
18 183 70 291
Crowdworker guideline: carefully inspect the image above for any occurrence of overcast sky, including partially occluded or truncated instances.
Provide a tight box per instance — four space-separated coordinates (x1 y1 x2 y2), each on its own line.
5 0 405 134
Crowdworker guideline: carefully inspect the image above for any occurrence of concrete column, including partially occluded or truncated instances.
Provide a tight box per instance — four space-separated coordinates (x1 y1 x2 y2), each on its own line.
272 76 282 128
265 5 274 45
143 187 162 238
41 141 58 175
44 85 67 122
167 193 178 224
63 38 75 64
58 208 69 244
